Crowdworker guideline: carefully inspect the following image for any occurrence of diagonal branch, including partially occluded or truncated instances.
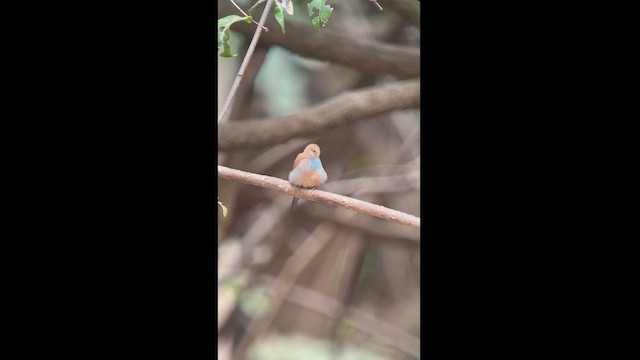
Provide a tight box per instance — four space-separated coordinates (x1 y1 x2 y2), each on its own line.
257 274 421 359
234 223 337 360
218 165 421 229
218 0 274 123
218 79 420 150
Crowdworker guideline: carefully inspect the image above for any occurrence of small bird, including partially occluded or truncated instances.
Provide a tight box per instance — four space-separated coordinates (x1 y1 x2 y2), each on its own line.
288 143 328 211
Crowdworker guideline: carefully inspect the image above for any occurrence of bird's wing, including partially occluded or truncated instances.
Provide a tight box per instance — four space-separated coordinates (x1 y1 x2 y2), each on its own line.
292 152 306 169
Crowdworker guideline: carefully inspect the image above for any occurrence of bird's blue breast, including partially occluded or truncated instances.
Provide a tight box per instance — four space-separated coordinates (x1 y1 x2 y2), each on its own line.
306 157 323 170
289 157 327 185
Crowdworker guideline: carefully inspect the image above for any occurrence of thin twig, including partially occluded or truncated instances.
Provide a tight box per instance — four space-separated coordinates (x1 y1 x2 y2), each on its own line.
240 197 290 255
218 0 275 123
369 0 384 11
228 0 269 31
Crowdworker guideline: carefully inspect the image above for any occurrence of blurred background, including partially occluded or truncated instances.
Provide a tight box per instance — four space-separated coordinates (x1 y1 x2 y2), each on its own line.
218 0 420 359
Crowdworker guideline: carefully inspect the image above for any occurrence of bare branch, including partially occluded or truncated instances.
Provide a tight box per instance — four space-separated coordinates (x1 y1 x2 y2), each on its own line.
218 79 420 150
218 1 420 78
218 165 421 229
234 223 337 360
218 0 274 123
240 197 290 254
369 0 384 11
257 274 421 359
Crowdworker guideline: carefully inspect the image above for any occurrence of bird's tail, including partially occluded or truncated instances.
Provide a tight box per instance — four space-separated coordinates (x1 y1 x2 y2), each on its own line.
290 197 299 212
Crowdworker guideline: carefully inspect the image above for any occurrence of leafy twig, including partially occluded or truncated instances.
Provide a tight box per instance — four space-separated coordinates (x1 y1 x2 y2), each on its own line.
218 0 275 123
219 1 420 78
229 0 269 31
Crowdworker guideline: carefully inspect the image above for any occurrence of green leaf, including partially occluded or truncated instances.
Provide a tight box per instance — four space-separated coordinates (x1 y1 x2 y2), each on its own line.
274 3 286 34
217 15 252 57
306 0 333 32
218 14 245 28
218 201 228 217
319 2 333 23
306 0 316 17
218 28 233 58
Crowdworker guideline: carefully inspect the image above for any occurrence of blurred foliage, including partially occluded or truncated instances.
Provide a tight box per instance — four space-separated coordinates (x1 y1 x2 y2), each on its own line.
254 47 309 116
239 285 271 319
355 244 380 294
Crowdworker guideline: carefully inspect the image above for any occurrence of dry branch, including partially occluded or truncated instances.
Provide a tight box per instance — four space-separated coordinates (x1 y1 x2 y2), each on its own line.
369 0 384 11
218 2 420 78
218 165 421 229
218 79 420 150
257 274 421 359
234 223 337 360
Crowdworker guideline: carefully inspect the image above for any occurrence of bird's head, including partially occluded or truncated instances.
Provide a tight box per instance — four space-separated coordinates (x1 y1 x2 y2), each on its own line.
304 143 321 158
